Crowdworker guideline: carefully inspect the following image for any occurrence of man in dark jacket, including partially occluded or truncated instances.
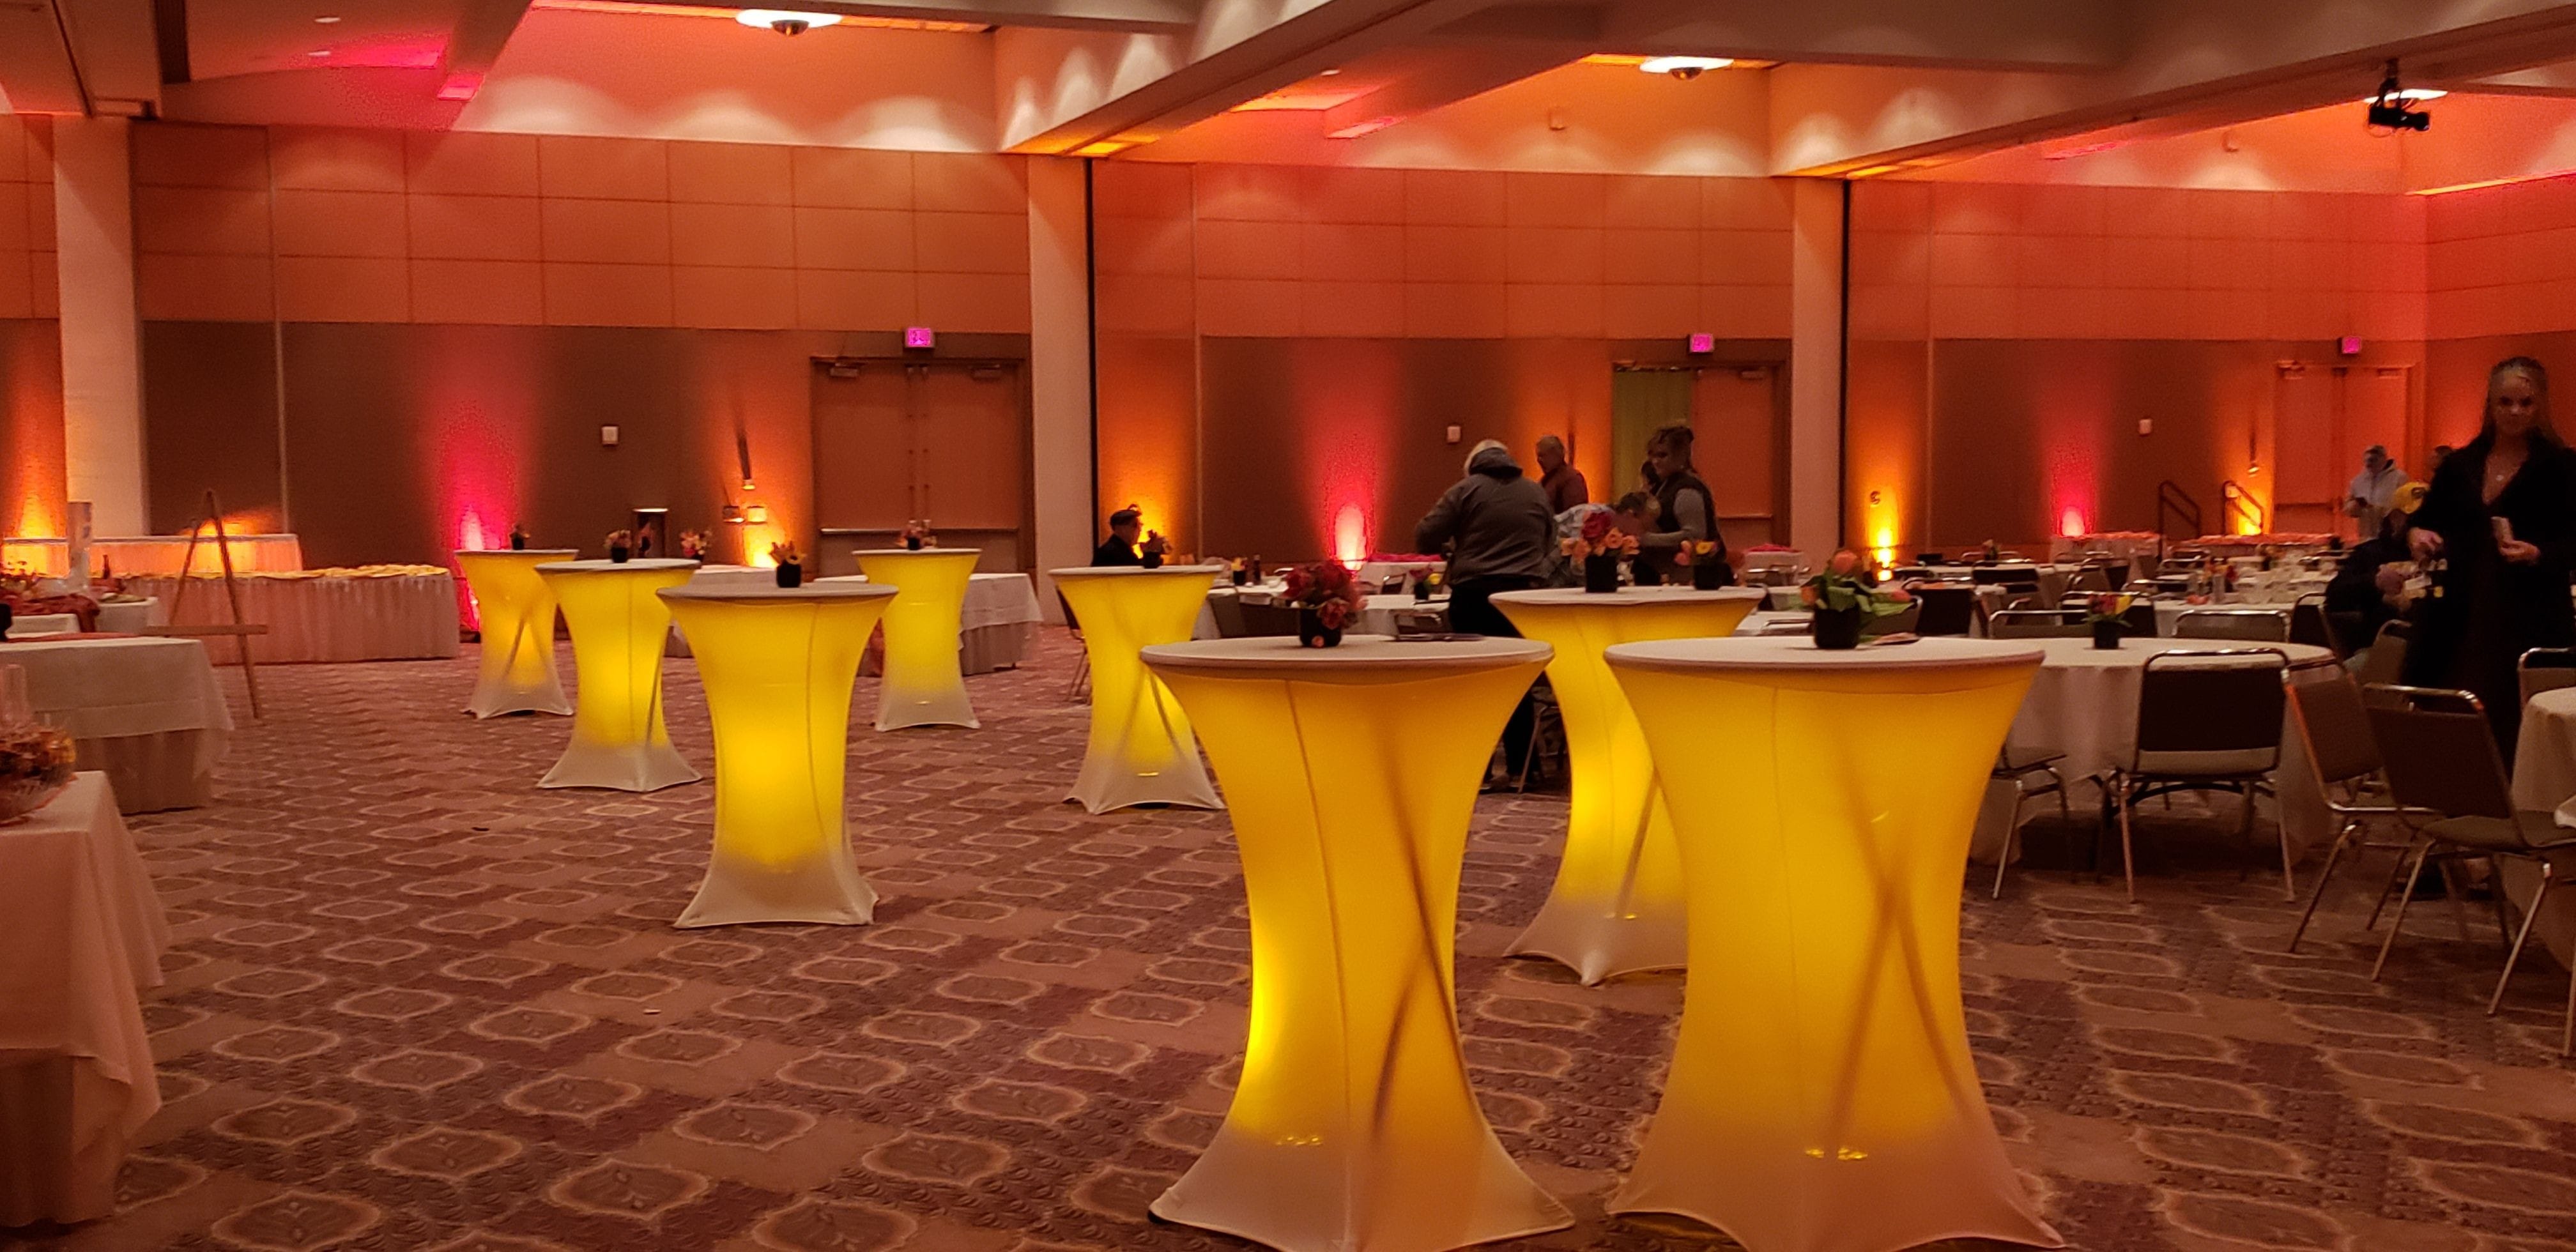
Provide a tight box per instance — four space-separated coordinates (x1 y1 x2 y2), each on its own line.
1417 440 1557 783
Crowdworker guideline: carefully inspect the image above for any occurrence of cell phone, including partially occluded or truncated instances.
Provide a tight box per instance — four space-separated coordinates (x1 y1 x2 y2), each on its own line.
2495 517 2517 547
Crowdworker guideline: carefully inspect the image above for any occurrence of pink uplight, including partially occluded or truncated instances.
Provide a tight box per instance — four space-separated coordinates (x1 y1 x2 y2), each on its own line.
2060 507 2087 538
1333 505 1367 569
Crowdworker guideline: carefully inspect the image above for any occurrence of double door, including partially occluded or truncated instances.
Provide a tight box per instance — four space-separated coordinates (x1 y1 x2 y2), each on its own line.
811 360 1028 570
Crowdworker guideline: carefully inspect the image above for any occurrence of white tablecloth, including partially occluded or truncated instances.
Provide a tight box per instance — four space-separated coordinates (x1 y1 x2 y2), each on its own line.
1197 588 1446 639
2506 690 2576 972
1975 637 2338 864
1356 560 1440 590
123 572 459 663
0 773 168 1226
5 599 159 639
680 570 1041 674
16 636 234 813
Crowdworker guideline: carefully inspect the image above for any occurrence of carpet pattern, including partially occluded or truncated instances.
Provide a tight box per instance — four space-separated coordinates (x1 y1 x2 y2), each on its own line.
13 629 2576 1252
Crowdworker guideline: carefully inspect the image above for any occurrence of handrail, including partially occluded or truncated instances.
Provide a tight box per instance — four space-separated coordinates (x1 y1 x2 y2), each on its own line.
2155 480 2202 543
2220 480 2266 535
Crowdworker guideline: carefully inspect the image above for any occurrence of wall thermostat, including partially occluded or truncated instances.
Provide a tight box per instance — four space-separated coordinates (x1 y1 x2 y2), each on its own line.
600 425 620 447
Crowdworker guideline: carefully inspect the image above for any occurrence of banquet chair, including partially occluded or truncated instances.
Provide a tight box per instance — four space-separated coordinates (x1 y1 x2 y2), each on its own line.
1912 585 1975 636
1237 601 1304 637
1863 600 1920 637
2363 686 2576 1055
1206 591 1250 639
2520 648 2576 705
2354 620 2412 690
1059 593 1091 702
2110 648 2290 901
2067 568 2113 596
2290 595 2337 654
2175 609 2292 642
1392 607 1450 637
1988 609 2087 639
1989 745 2073 898
2283 673 2426 951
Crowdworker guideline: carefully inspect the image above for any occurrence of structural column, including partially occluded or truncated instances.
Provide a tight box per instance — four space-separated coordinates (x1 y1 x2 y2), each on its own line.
51 117 146 537
1787 177 1844 559
1027 155 1095 623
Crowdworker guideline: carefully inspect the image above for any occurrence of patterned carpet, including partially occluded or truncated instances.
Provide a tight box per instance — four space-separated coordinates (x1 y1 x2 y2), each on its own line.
14 628 2576 1252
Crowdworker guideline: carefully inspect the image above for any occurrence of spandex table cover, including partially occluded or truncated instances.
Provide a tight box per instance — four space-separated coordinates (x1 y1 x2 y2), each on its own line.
535 560 700 791
810 571 1041 675
1604 636 2061 1252
658 583 896 927
20 636 232 813
0 774 169 1226
852 549 981 729
455 549 576 717
1139 636 1572 1252
124 568 461 663
1052 565 1225 813
1491 586 1765 983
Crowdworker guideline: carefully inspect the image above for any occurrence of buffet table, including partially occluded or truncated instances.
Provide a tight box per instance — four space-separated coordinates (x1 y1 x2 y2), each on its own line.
122 567 459 663
3 533 306 579
0 774 168 1226
22 636 233 813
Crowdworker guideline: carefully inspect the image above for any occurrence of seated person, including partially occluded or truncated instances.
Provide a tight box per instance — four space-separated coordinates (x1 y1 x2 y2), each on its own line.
2325 482 2425 655
1611 492 1664 585
1092 507 1144 567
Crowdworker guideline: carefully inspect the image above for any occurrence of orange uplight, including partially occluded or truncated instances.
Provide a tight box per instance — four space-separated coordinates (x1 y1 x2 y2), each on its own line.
1333 504 1368 570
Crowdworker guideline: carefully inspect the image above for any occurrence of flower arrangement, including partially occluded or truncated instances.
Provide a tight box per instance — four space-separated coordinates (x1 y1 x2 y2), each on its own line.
901 519 936 551
1229 556 1250 586
2085 592 2134 649
1560 510 1639 561
1673 538 1735 588
605 529 634 562
1412 568 1443 602
1802 549 1911 649
1280 560 1368 647
769 540 803 588
508 523 530 551
0 721 76 821
678 530 709 560
1140 529 1170 570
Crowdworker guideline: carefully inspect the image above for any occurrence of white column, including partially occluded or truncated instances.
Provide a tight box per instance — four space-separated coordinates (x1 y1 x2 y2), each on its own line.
1786 177 1844 558
52 117 148 537
1027 155 1095 624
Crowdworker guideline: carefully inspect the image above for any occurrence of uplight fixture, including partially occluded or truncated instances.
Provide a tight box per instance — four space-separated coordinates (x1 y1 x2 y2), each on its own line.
1639 55 1733 79
736 8 843 33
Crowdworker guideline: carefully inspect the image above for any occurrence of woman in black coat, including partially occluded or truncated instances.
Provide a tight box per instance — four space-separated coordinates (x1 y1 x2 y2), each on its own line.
2405 356 2576 760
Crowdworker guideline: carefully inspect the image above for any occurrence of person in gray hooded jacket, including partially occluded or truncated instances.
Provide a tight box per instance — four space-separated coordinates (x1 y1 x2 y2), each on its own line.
1416 439 1556 782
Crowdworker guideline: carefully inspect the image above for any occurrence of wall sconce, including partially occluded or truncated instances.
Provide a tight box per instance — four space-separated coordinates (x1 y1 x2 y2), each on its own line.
722 503 744 523
745 503 769 524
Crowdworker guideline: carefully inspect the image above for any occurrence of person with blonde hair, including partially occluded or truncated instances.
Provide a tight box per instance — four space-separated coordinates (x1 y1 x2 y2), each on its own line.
2406 356 2576 757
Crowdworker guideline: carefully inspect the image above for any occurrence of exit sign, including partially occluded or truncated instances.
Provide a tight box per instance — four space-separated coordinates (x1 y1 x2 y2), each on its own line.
904 326 935 349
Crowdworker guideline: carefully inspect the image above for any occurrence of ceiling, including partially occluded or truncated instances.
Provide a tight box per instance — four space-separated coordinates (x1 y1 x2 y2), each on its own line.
10 0 2576 194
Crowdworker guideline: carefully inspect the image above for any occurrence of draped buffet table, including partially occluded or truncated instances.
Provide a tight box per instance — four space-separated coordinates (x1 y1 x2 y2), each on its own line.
3 533 305 579
0 774 170 1226
22 636 233 813
123 567 459 663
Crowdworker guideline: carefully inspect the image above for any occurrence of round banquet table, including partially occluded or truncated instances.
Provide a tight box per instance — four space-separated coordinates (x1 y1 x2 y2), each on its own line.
16 636 232 813
1139 636 1573 1252
1052 565 1225 813
1603 636 2062 1252
1979 636 2338 876
1491 586 1765 983
851 549 982 730
2504 688 2576 974
657 583 896 928
534 560 702 791
455 549 577 718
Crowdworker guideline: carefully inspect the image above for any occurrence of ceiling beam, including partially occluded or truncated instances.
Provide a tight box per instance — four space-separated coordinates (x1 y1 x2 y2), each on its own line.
1599 0 2124 72
442 0 536 96
1316 41 1575 136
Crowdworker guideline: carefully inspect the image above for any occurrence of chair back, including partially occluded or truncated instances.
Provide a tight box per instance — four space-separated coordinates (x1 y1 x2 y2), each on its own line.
2174 608 2291 642
2289 594 2335 652
1989 609 2087 639
2353 619 2411 689
2133 648 2287 775
1205 592 1247 638
1392 607 1450 637
2067 568 2113 595
1912 584 1975 636
2363 685 2518 823
2520 647 2576 705
1863 600 1920 637
2286 672 2382 788
1237 600 1303 637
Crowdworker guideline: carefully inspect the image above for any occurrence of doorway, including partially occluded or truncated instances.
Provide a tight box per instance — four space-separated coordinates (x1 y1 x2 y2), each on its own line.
1609 363 1786 550
811 358 1031 572
2269 362 2412 539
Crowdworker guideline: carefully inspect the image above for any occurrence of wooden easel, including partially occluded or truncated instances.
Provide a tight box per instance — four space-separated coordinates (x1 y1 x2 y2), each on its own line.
145 490 268 719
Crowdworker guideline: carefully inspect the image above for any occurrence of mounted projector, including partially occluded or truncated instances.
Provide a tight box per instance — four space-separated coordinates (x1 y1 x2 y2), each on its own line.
2366 61 2435 133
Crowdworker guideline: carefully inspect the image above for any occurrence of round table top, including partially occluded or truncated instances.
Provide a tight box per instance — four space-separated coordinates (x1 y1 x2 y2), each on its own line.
1144 634 1551 678
1048 563 1227 579
852 547 981 558
1492 586 1768 609
657 582 896 604
2023 636 2332 669
1607 635 2044 675
533 558 701 575
456 547 577 558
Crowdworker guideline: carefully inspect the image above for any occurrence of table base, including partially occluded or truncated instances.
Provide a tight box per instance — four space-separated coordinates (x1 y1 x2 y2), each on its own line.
678 857 875 928
877 683 977 731
540 743 699 792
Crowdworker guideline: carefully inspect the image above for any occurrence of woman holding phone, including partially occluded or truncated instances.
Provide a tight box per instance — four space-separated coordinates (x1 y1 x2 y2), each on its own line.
2407 356 2576 758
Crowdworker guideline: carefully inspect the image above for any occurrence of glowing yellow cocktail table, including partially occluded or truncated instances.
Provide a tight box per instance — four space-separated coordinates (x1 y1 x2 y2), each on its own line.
850 549 982 730
1139 636 1573 1252
1051 564 1226 813
456 548 578 718
1602 636 2060 1252
534 559 702 792
657 582 896 928
1491 586 1764 983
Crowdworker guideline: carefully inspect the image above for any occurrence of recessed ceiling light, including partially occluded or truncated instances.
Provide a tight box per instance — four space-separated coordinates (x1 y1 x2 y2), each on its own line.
735 8 843 30
313 13 340 22
1639 55 1734 77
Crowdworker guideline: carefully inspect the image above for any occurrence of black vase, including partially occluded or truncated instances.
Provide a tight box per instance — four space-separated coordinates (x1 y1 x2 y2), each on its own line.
1142 553 1165 570
1583 554 1621 593
0 602 13 638
1412 579 1432 602
2091 617 2123 650
1296 607 1343 648
1231 568 1250 586
509 535 526 551
1692 560 1735 590
1813 606 1866 650
905 537 924 551
776 563 802 589
608 546 631 563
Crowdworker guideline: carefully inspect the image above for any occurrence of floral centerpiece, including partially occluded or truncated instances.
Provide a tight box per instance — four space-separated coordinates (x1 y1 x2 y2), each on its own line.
1280 560 1367 647
678 530 709 561
508 523 530 551
1140 529 1170 570
0 720 74 821
606 529 634 563
769 540 802 588
1673 539 1733 590
1563 511 1639 593
901 519 936 551
2084 592 2133 650
1801 549 1911 649
1412 568 1443 602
